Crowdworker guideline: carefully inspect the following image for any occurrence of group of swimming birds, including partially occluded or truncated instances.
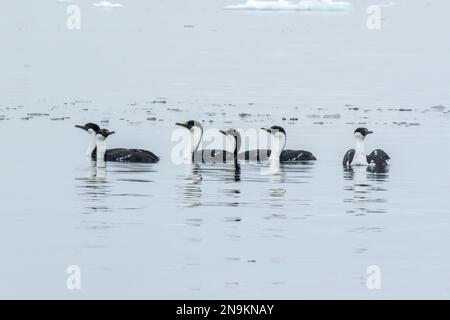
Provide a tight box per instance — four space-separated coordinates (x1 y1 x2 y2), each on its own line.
75 121 390 168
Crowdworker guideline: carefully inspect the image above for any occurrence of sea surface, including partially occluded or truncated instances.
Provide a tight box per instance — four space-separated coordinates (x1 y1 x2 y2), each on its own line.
1 0 450 299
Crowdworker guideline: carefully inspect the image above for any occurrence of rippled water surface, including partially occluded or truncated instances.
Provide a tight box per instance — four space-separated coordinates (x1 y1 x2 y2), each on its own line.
1 0 450 299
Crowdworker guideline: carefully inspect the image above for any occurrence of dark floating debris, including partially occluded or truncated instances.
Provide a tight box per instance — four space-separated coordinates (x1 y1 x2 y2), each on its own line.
50 117 69 121
323 113 341 119
397 108 412 112
392 121 420 127
27 113 49 117
431 105 446 111
167 108 182 112
289 117 298 121
225 217 241 222
282 117 286 121
127 120 142 125
239 113 251 118
152 99 167 104
147 117 157 121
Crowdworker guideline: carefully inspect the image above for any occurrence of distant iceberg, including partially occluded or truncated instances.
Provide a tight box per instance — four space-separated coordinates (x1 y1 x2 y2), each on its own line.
224 0 352 11
93 1 123 8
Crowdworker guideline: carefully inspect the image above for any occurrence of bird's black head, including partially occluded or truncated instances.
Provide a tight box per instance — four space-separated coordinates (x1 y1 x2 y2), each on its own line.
220 128 242 156
354 127 373 137
96 128 115 138
75 122 100 134
175 120 202 130
261 125 286 136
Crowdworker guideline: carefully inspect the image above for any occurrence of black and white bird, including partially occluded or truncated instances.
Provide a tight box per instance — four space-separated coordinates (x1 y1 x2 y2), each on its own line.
219 128 242 163
261 126 317 163
76 123 159 163
343 128 390 167
75 122 101 157
176 120 234 163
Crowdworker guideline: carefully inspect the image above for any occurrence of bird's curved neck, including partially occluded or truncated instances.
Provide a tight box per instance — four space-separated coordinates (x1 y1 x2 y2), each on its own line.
184 127 203 161
227 134 241 157
355 137 366 156
87 133 97 157
269 134 286 162
191 127 202 152
96 137 107 166
234 136 240 156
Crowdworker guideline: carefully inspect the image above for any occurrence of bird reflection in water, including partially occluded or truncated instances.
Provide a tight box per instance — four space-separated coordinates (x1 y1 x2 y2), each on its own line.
178 162 242 208
343 165 389 216
76 162 111 214
74 163 114 246
180 164 203 208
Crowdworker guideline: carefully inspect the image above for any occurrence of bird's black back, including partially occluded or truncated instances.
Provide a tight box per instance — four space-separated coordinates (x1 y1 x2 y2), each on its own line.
367 149 390 166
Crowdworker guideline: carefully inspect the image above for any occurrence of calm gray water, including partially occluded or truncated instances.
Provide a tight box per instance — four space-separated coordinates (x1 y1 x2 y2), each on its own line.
1 0 450 299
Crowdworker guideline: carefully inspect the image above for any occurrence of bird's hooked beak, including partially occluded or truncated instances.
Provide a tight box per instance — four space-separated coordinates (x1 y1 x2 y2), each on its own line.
219 130 227 136
75 124 86 131
261 127 272 134
366 130 374 135
176 122 188 129
106 130 115 137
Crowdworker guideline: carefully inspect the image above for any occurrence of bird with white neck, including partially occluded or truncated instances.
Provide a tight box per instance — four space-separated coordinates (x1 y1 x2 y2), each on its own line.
176 120 203 163
76 122 160 163
95 128 115 168
75 123 101 158
176 120 234 163
343 128 390 167
261 126 316 163
219 128 242 163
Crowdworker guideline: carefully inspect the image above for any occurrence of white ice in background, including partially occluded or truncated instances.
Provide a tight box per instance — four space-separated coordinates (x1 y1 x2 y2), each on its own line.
93 1 124 8
224 0 352 11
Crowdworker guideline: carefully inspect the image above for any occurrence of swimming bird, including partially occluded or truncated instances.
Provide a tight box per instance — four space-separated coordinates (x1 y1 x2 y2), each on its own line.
343 128 390 167
219 128 242 181
76 123 159 163
261 126 317 162
176 120 234 163
219 128 242 162
75 122 101 157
